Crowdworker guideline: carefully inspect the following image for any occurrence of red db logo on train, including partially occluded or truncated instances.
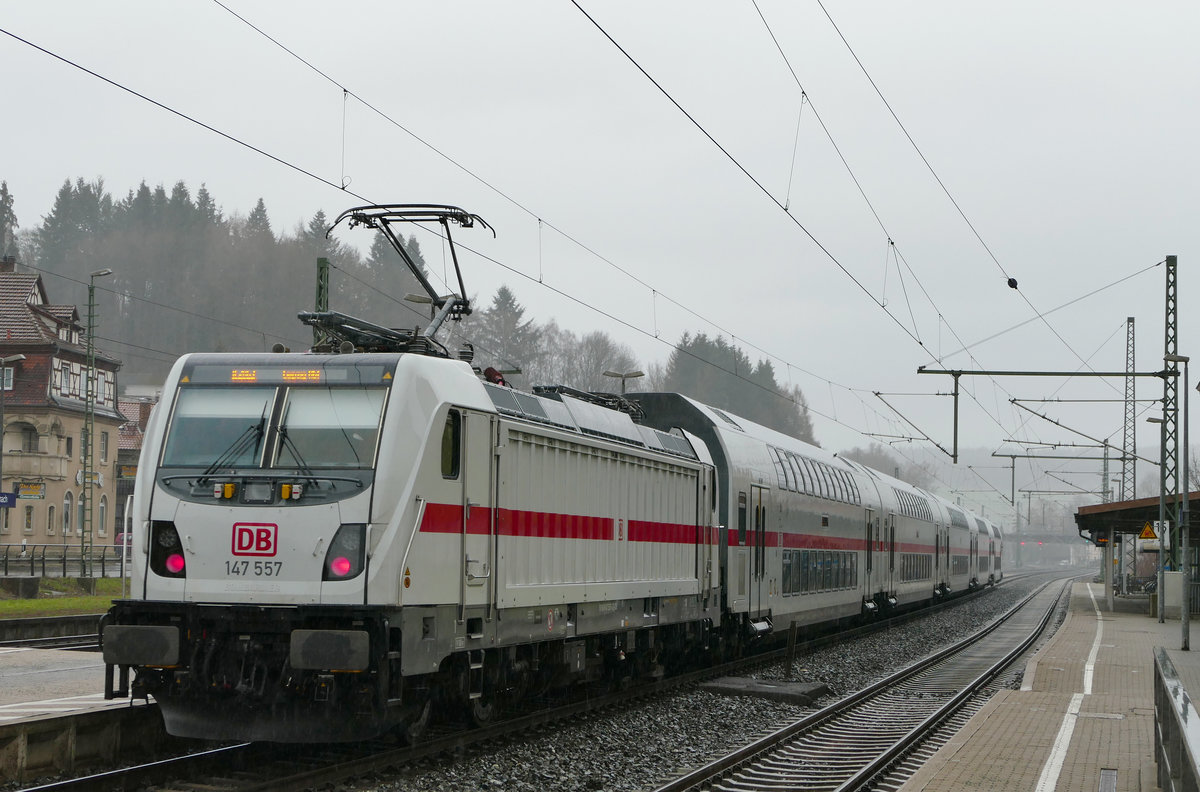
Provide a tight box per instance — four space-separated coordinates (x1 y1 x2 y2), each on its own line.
232 523 278 556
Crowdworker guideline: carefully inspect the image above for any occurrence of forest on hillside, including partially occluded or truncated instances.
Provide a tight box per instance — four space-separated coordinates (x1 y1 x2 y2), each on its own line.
0 177 829 451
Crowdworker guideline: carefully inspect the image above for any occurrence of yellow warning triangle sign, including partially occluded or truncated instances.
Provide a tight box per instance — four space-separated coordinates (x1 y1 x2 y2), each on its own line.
1139 522 1158 540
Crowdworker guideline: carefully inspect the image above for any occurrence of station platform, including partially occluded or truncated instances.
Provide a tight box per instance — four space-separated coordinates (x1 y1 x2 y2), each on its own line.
899 580 1186 792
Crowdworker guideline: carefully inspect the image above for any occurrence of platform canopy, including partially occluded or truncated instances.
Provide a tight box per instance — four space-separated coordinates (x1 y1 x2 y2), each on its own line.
1075 492 1200 546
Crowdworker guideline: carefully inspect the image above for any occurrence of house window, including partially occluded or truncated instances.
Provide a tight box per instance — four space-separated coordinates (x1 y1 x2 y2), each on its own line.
23 506 33 535
0 510 7 535
47 505 55 536
20 424 37 453
100 432 109 462
65 436 73 458
2 366 13 391
60 362 70 394
77 496 85 536
63 491 72 535
99 496 107 536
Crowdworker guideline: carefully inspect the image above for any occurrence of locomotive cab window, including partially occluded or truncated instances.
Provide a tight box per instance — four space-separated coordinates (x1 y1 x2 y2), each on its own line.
161 383 387 470
162 387 274 467
274 387 386 469
441 410 462 479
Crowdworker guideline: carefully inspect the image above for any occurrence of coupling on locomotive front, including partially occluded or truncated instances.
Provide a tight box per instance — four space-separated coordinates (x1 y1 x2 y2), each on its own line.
100 204 1001 744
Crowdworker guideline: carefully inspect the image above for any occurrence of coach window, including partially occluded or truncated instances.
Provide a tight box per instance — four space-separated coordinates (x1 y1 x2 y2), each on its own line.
737 491 747 545
441 410 461 479
807 459 828 498
786 453 806 495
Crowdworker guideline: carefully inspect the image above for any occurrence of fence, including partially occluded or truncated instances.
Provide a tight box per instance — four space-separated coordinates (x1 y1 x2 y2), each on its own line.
1154 647 1200 792
0 543 129 578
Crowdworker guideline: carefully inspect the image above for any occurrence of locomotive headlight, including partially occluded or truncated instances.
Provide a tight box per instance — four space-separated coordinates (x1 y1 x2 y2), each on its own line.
323 523 366 581
242 481 273 503
149 521 186 579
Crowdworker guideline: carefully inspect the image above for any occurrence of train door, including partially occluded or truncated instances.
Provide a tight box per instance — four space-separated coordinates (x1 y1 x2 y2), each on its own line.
750 485 769 617
696 466 716 609
969 531 979 587
864 508 878 599
886 513 897 597
729 491 750 613
458 411 495 617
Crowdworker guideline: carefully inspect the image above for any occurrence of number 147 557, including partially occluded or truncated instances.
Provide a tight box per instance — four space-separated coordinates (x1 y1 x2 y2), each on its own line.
225 560 283 576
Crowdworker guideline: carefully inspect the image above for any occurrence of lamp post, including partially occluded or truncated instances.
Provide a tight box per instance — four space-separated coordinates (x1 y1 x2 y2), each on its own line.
0 353 26 533
1167 354 1191 649
1150 413 1169 623
82 268 112 576
602 369 644 395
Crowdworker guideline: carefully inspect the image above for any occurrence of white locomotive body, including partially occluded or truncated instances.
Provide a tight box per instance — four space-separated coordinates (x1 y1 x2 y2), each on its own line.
103 352 721 741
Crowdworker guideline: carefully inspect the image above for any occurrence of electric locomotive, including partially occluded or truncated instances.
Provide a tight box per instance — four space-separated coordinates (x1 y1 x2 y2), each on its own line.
101 204 1000 743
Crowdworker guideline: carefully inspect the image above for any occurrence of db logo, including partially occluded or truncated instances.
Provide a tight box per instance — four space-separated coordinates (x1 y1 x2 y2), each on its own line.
232 523 278 556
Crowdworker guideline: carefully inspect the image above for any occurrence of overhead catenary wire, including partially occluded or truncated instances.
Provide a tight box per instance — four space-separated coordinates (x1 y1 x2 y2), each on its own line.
813 0 1117 383
217 0 1144 493
1 15 1131 516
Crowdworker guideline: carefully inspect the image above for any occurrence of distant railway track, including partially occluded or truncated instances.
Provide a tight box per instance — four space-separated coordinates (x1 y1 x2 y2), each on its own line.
0 633 98 651
648 576 1070 792
17 576 1061 791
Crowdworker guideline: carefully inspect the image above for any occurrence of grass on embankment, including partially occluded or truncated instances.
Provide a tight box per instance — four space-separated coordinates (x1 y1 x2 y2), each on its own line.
0 577 125 619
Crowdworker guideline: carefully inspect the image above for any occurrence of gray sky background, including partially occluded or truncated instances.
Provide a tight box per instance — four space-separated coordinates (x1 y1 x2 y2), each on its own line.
3 1 1197 511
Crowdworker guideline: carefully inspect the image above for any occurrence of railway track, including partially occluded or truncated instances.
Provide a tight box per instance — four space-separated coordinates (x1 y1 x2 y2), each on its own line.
17 573 1055 791
649 576 1070 792
0 633 99 651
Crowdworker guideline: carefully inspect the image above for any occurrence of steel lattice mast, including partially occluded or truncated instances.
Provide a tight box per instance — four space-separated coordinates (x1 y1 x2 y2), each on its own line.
1123 317 1136 500
1164 256 1180 568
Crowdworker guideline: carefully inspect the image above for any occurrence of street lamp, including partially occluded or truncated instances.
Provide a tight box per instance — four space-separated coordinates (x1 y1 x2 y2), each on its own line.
82 268 112 575
0 353 26 533
1167 353 1191 649
602 370 644 395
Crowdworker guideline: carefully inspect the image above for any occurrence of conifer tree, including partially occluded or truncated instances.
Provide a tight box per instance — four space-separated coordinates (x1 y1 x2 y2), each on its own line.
0 181 17 259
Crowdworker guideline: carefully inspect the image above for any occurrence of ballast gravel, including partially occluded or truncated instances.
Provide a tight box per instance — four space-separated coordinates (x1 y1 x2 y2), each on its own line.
351 576 1059 792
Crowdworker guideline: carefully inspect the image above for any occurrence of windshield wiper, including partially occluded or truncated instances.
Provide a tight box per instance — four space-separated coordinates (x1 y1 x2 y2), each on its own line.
275 404 320 486
197 408 267 485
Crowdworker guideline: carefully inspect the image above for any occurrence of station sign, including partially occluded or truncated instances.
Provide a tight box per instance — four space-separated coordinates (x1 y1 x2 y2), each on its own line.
0 492 16 508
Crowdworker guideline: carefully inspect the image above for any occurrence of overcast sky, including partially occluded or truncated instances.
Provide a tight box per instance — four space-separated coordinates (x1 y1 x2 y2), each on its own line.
3 1 1198 515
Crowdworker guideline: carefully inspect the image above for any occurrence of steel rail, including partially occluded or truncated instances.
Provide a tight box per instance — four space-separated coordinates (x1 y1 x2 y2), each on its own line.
651 576 1071 792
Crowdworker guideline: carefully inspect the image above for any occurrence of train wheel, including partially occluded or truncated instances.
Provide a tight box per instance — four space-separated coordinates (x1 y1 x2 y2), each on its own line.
468 694 496 726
